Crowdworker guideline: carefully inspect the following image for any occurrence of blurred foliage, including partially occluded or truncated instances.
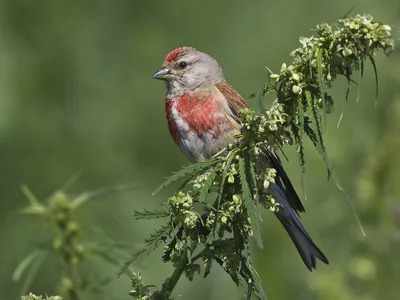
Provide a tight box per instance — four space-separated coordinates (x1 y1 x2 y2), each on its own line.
0 1 399 300
14 183 131 299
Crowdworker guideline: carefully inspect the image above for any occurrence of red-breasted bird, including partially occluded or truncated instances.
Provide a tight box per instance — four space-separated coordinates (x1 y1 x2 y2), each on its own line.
153 47 329 270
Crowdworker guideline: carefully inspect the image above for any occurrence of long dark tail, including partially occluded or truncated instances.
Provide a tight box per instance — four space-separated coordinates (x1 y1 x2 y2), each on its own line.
271 183 329 270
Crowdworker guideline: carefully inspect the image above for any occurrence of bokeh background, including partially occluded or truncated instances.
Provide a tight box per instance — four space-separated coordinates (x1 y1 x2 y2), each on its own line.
0 1 399 299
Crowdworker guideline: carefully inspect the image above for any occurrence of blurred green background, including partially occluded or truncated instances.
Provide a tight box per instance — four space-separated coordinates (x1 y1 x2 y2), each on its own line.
0 1 399 299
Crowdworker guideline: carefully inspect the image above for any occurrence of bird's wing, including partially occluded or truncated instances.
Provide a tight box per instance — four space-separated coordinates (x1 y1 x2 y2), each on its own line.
215 81 305 213
215 81 249 121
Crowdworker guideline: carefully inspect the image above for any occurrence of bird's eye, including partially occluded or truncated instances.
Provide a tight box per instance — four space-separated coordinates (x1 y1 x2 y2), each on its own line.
178 61 188 69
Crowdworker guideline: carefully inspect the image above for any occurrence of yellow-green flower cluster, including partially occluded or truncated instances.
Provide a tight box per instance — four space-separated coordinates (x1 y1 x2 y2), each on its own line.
192 170 212 190
257 168 277 190
129 272 153 300
263 194 280 213
337 14 394 57
168 192 197 229
227 163 238 184
21 294 62 300
169 241 185 264
238 108 290 148
219 194 243 224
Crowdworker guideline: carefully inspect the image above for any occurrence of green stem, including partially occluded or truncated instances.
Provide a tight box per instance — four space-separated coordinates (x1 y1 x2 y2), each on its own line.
58 212 80 300
156 256 188 299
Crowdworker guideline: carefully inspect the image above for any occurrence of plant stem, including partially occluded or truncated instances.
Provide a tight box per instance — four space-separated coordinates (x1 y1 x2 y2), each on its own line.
156 256 188 299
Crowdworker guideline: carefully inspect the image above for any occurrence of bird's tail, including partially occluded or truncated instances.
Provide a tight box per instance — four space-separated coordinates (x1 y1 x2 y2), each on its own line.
271 183 329 270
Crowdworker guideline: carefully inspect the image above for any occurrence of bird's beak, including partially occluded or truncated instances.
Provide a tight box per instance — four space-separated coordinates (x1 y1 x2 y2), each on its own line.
152 66 171 80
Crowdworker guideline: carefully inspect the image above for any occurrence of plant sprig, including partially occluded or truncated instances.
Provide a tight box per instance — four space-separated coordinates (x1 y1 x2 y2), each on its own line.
15 183 131 300
127 14 394 300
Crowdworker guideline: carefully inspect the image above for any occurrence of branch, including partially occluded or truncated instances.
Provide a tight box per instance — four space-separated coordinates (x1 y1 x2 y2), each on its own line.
128 13 395 300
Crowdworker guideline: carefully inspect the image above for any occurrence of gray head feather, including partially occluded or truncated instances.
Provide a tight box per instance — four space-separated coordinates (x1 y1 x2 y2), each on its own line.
161 47 225 98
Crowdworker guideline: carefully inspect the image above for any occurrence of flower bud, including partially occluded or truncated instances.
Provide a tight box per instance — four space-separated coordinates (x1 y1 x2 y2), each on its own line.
292 85 302 94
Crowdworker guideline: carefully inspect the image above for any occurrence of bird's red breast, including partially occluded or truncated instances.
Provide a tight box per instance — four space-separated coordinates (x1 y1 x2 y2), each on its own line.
165 83 244 161
165 91 221 142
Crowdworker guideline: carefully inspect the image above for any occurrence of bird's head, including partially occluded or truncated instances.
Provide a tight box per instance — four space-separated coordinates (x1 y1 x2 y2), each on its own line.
153 47 225 97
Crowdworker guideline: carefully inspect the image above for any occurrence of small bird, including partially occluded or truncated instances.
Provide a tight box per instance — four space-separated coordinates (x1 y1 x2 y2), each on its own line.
153 46 329 270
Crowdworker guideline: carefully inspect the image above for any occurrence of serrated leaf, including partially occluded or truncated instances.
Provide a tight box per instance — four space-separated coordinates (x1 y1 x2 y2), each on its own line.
119 224 171 277
238 157 263 249
303 117 318 147
316 48 328 132
152 160 217 195
257 89 267 117
311 95 330 178
198 170 218 204
299 107 307 199
132 208 169 220
212 150 238 238
291 105 307 200
236 255 267 300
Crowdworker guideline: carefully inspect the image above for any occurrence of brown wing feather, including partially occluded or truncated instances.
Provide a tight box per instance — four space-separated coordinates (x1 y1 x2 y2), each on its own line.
216 80 305 213
215 81 249 122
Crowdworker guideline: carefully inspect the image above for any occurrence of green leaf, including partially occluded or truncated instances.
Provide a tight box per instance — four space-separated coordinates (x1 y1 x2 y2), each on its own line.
311 95 330 178
337 69 352 128
369 55 379 105
186 235 192 263
152 160 217 195
303 116 318 147
19 251 47 295
327 165 366 237
119 224 172 277
356 58 364 103
13 249 44 282
20 205 47 215
20 185 40 206
311 94 365 236
316 48 328 132
238 156 263 249
211 149 239 239
20 185 47 215
198 170 218 205
236 254 267 300
132 208 169 220
61 172 83 191
70 184 139 209
291 104 307 199
342 5 356 18
203 258 212 278
257 89 267 117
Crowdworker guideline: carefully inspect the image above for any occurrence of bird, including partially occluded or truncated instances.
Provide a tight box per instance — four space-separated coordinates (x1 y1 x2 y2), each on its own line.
153 46 329 271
